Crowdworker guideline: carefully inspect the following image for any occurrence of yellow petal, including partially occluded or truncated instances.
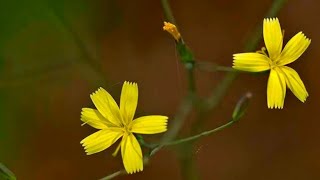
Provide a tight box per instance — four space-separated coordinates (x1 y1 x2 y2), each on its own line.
267 68 286 109
233 53 271 72
263 18 283 59
121 133 143 174
131 115 168 134
277 32 311 66
80 128 123 155
120 81 138 125
81 108 114 129
90 88 123 127
281 66 308 102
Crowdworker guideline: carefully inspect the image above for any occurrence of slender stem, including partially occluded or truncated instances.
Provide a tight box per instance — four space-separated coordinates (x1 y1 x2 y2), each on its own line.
187 67 196 93
159 0 196 144
245 0 288 51
160 95 193 143
164 120 235 146
161 1 198 179
154 95 193 152
48 6 108 86
196 62 235 72
99 170 126 180
206 72 238 110
161 0 176 24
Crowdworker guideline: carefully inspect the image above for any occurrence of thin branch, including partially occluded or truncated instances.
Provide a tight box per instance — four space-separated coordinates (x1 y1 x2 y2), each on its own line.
48 5 109 86
161 0 176 24
160 0 196 144
151 94 193 156
164 119 235 146
196 62 235 72
99 169 126 180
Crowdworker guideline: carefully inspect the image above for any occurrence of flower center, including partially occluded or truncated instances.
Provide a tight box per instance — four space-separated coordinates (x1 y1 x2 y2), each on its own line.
258 47 280 69
123 125 132 134
269 59 278 69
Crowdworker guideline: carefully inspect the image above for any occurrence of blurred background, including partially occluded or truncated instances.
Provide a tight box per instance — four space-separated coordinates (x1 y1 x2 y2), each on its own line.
0 0 319 179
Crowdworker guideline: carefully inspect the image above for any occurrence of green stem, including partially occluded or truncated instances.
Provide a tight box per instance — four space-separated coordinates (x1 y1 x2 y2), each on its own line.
245 0 288 51
187 67 196 94
161 0 176 24
99 170 126 180
162 1 198 180
151 95 193 156
206 71 238 110
48 6 108 86
178 144 199 180
196 62 235 72
159 0 196 144
164 120 235 146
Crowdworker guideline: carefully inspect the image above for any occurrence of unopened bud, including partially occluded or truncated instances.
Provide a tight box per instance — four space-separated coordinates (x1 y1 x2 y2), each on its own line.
163 21 181 41
232 92 252 121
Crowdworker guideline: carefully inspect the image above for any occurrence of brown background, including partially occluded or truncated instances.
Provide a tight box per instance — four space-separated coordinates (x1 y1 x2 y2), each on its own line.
0 0 319 179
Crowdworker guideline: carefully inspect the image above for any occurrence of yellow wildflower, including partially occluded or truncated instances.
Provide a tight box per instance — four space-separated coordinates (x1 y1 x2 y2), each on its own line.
80 81 168 174
163 21 181 41
233 18 311 109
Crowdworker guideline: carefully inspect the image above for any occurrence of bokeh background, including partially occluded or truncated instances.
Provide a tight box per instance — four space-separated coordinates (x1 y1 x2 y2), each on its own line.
1 0 319 179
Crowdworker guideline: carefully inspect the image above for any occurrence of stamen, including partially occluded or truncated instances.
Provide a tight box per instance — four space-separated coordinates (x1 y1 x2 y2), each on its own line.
112 143 121 157
256 47 268 56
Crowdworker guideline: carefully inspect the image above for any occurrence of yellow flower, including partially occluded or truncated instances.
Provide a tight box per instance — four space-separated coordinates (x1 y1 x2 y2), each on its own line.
163 21 181 41
233 18 311 109
80 81 168 174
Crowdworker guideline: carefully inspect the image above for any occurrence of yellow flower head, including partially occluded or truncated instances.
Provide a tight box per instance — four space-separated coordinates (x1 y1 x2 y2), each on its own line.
80 81 168 174
233 18 311 109
163 21 181 41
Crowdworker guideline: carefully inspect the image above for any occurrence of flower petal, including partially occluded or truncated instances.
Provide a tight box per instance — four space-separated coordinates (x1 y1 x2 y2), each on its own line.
121 133 143 174
131 115 168 134
267 68 286 109
281 66 308 102
90 88 122 127
120 81 138 125
263 18 283 59
233 53 270 72
81 128 123 155
81 108 114 129
277 32 311 66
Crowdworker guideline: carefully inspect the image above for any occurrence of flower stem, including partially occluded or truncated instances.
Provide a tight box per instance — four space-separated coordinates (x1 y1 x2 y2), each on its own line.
196 62 236 72
49 6 109 86
150 94 193 156
161 0 176 24
160 0 198 143
164 120 235 146
99 170 126 180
